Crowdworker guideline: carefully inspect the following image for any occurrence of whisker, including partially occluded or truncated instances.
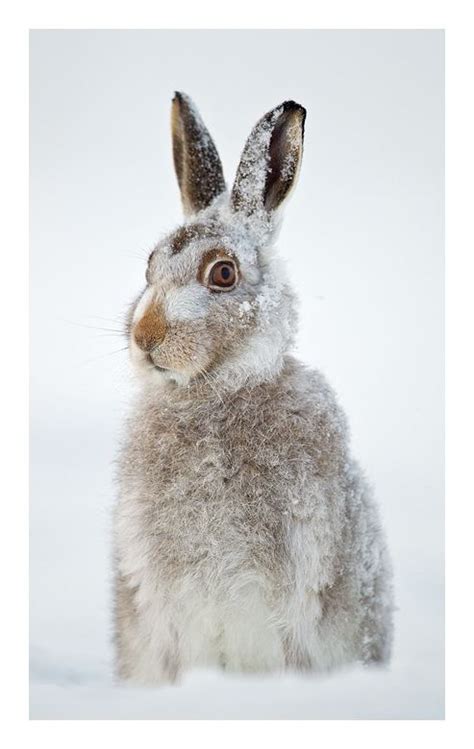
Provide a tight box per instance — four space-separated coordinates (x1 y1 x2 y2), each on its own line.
124 248 151 262
77 347 129 367
85 314 128 326
58 317 125 334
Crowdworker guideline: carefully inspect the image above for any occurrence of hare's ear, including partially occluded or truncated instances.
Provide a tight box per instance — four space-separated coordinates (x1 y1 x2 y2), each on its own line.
231 101 306 217
171 92 226 217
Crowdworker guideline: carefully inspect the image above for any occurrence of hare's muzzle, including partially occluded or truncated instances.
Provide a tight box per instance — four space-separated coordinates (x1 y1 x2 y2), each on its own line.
133 303 167 353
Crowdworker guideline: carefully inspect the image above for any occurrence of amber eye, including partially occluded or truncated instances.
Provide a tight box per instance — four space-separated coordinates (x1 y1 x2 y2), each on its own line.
208 261 237 290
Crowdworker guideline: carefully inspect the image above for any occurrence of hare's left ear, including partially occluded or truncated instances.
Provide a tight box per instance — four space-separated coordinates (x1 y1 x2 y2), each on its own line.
171 92 226 217
231 101 306 217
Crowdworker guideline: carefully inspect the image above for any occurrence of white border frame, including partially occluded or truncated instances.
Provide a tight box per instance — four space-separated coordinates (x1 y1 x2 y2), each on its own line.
1 0 470 744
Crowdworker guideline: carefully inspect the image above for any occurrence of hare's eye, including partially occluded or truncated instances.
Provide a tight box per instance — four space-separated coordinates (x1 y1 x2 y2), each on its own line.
208 261 237 291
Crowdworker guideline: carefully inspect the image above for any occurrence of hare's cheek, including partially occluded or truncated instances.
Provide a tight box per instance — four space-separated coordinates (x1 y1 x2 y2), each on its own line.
235 300 257 330
164 283 209 323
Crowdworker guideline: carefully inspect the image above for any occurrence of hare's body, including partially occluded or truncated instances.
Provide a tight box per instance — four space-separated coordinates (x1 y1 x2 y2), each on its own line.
115 358 392 683
114 93 393 684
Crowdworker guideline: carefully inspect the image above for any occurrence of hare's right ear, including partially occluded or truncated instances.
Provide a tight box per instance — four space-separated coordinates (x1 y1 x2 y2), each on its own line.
231 101 306 218
171 92 226 217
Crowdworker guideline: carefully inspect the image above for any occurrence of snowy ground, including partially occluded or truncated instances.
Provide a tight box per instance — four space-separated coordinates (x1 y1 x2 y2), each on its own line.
30 30 444 719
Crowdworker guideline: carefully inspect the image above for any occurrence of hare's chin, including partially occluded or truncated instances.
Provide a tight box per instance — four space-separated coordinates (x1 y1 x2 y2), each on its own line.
132 355 193 386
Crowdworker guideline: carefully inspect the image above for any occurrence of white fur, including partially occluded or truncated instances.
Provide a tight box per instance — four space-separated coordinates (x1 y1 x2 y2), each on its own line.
164 283 209 322
132 286 154 323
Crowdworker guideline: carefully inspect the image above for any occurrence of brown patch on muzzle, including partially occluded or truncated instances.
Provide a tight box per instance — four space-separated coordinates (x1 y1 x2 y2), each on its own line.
133 302 167 352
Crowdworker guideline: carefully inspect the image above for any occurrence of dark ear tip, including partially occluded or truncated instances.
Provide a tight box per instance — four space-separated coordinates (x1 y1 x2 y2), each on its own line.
281 100 307 120
172 91 190 107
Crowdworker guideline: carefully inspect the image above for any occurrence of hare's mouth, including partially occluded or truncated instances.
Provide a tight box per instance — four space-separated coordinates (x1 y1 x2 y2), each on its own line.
150 361 168 372
143 352 168 372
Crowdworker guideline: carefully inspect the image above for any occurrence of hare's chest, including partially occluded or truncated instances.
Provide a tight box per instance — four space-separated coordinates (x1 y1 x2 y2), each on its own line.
149 412 232 493
121 406 289 579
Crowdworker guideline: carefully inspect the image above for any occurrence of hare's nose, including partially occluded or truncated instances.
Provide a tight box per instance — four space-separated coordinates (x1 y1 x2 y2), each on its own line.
133 304 167 352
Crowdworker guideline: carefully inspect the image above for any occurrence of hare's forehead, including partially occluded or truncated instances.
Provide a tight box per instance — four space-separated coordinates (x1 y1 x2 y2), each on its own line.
148 221 261 282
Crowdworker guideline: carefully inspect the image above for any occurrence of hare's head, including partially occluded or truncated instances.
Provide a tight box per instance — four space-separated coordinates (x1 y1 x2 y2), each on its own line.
128 92 306 388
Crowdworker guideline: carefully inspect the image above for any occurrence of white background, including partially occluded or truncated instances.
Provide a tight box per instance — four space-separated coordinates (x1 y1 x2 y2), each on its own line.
29 30 444 719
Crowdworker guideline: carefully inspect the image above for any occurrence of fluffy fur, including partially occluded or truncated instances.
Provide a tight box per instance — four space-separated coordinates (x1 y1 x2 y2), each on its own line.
114 93 393 685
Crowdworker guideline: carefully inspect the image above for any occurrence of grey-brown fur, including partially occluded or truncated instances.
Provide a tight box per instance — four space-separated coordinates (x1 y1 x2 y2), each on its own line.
114 93 393 685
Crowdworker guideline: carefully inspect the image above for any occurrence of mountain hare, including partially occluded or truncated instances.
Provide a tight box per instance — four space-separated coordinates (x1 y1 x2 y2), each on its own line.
114 93 393 684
